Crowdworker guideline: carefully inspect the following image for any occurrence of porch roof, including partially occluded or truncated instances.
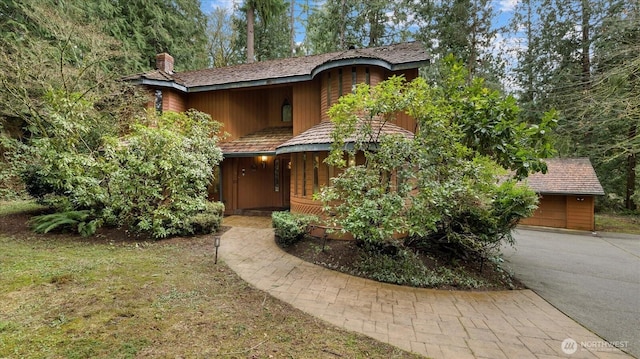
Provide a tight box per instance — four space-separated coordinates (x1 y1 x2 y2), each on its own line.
524 158 605 195
219 126 293 157
276 120 414 155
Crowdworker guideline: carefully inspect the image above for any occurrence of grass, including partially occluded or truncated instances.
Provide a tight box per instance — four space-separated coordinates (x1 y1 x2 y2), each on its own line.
596 212 640 234
0 200 45 216
0 202 421 358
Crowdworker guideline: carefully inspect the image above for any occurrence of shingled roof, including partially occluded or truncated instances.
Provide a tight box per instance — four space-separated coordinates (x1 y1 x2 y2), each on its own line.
124 42 429 92
219 127 293 157
276 120 414 155
524 158 605 195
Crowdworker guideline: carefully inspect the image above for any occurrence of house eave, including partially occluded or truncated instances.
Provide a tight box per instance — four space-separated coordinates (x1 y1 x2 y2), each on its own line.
129 60 430 94
310 59 430 80
537 190 605 196
132 78 188 92
276 143 359 155
276 143 332 155
223 150 277 158
187 75 310 93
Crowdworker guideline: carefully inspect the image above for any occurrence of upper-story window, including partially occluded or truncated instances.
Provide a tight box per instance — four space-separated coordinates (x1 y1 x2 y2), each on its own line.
338 69 343 97
352 67 357 92
327 72 332 107
281 99 292 122
154 90 163 114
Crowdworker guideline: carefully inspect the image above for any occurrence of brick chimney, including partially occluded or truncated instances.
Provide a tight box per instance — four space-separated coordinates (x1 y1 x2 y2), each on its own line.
156 53 174 73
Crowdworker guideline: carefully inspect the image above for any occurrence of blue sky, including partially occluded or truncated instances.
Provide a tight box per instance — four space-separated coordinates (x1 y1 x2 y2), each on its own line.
199 0 522 91
199 0 518 44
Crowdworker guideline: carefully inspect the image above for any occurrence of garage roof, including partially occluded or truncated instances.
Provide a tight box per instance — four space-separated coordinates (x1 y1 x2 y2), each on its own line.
524 158 605 195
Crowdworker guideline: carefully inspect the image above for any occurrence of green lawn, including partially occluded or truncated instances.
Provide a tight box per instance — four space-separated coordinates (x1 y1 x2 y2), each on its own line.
596 212 640 235
0 202 420 358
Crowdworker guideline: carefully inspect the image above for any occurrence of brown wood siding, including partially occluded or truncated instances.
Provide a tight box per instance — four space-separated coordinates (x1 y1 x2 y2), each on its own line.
187 91 230 132
290 196 324 216
319 152 330 189
392 69 418 132
395 111 417 132
188 86 292 142
228 90 268 140
267 87 293 127
320 66 388 121
293 80 321 135
319 67 417 131
162 89 186 112
369 67 385 86
521 195 567 228
566 195 595 231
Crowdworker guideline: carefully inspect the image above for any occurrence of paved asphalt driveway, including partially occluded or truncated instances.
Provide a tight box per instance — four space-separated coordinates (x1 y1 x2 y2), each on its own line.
503 228 640 358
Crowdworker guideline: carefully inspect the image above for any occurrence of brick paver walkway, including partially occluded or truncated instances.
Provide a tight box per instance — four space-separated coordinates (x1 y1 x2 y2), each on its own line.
219 216 632 359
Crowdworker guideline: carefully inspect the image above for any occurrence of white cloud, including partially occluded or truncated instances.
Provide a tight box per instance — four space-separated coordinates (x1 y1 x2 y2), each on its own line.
498 0 519 12
201 0 236 12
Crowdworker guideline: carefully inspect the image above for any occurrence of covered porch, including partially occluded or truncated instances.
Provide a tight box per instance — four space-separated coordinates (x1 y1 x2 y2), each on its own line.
214 127 293 215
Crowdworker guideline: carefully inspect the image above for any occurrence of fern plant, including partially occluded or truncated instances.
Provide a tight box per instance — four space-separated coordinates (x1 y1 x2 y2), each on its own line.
29 210 98 236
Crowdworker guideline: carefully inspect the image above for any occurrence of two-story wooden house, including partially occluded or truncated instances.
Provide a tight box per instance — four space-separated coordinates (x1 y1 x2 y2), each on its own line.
125 42 430 216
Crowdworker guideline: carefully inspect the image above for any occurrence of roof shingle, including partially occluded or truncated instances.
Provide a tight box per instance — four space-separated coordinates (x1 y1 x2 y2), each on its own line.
125 42 429 91
219 127 293 157
276 120 414 154
524 158 605 195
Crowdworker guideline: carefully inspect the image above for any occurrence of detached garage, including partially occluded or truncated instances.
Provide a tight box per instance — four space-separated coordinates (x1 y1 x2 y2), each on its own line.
519 158 605 231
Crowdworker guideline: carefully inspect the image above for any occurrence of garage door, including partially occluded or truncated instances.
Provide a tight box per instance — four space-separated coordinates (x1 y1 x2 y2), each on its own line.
520 195 567 228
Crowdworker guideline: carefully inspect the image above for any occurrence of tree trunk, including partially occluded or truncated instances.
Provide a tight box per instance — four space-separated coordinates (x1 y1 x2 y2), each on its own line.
581 0 591 89
340 0 346 49
247 5 255 63
626 124 637 210
290 0 295 56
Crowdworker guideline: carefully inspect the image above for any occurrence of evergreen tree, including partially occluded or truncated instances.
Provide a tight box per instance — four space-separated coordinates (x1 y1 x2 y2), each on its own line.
303 0 405 54
509 0 638 211
103 0 209 71
241 0 288 63
410 0 502 83
579 1 639 209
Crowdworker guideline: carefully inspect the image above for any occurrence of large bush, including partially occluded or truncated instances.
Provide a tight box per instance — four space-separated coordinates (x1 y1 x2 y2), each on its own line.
5 90 224 238
102 110 223 238
320 58 555 257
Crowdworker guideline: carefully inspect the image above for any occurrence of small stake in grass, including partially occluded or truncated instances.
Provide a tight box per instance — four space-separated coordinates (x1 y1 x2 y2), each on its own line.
214 235 221 264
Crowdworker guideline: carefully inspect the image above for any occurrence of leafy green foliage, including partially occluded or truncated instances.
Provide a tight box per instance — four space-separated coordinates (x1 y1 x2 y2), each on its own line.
0 0 223 238
233 0 291 62
6 89 223 238
103 110 223 238
272 211 317 246
304 0 405 53
353 249 486 288
189 201 225 235
410 0 503 82
320 59 552 259
13 90 113 211
29 210 99 237
508 0 638 211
